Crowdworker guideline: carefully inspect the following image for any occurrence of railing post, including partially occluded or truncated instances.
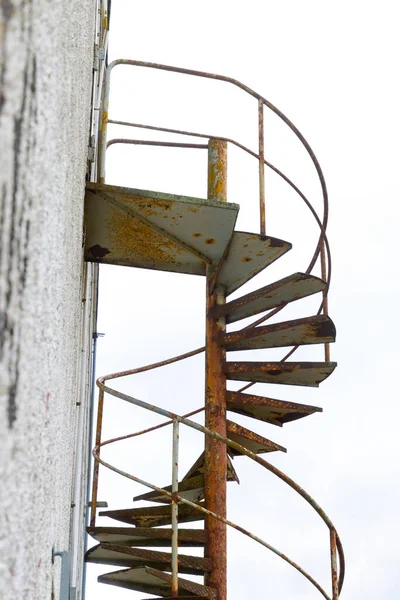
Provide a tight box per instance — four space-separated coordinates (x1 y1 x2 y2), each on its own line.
320 238 330 361
90 388 104 527
99 64 112 183
258 98 266 235
171 419 179 597
330 529 339 600
208 139 227 202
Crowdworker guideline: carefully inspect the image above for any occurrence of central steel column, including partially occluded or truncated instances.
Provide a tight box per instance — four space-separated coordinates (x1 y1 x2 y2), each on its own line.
204 139 228 600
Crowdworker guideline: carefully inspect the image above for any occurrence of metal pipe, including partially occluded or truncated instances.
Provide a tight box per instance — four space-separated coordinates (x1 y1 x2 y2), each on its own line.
258 98 266 235
320 238 330 361
330 529 339 599
207 139 227 202
89 387 104 527
99 62 112 183
107 138 208 149
204 279 227 600
171 419 179 597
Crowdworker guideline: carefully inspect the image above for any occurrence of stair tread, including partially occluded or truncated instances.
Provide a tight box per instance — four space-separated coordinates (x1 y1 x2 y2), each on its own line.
85 183 238 275
100 502 205 528
98 566 216 598
221 272 326 323
86 543 211 574
224 361 337 387
215 231 291 295
86 526 207 546
227 420 286 456
222 315 335 350
135 452 239 504
226 391 322 426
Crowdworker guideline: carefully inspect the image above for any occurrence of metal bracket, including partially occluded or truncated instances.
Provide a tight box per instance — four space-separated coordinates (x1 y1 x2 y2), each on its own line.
88 135 96 163
52 549 71 600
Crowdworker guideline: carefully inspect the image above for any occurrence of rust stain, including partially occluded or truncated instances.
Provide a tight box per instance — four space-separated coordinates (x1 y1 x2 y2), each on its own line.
193 233 202 238
109 210 184 265
205 238 216 245
242 257 252 262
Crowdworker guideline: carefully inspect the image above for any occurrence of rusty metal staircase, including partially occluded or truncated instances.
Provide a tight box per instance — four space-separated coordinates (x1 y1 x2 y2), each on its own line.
84 61 344 600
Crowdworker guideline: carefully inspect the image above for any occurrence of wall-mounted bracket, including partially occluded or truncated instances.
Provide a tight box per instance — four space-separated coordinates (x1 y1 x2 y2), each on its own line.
52 548 73 600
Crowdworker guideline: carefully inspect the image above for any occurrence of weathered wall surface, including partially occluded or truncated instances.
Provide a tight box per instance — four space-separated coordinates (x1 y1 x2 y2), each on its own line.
0 1 96 598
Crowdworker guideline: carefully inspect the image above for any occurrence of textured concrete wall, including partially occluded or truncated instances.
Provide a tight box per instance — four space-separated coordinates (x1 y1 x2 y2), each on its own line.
0 1 96 598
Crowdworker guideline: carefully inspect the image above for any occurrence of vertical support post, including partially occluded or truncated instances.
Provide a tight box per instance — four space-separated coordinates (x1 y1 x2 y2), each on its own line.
205 139 228 599
330 529 339 600
99 64 112 183
90 387 104 527
171 419 179 597
258 99 266 235
208 139 227 202
320 238 330 361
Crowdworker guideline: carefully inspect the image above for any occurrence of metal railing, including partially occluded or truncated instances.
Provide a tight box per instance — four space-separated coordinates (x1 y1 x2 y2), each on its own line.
99 60 332 367
89 61 343 598
90 361 344 600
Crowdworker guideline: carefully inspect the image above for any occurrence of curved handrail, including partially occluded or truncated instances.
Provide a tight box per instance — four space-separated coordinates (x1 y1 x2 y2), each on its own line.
93 367 345 598
101 60 328 273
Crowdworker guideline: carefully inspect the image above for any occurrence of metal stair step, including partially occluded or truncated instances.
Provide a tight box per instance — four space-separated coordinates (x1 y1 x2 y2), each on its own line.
226 391 322 426
219 272 327 323
100 502 205 528
98 565 216 598
215 231 291 296
86 543 212 575
86 526 207 547
221 315 335 351
224 361 337 387
227 420 286 456
84 183 238 275
134 452 239 504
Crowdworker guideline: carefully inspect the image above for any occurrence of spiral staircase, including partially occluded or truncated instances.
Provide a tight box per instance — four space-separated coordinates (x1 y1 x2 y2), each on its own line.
83 60 344 600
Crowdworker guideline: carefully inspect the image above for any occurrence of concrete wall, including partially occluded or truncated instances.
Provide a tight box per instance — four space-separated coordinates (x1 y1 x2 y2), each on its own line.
0 1 97 598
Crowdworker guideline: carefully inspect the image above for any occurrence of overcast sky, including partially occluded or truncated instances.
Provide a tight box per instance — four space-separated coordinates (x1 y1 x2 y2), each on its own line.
86 2 400 599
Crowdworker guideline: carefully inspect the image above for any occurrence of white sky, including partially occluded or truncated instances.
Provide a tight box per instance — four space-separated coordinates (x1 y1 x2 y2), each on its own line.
86 1 400 599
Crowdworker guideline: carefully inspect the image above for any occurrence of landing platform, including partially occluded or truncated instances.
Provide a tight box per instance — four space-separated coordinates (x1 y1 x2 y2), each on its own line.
84 183 239 276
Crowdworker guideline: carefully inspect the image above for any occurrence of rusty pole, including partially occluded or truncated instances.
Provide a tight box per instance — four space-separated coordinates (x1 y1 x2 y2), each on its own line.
258 99 266 235
320 238 330 362
90 387 105 527
205 139 228 600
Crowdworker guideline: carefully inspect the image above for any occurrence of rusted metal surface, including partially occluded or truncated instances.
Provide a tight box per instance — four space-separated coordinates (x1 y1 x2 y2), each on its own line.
145 567 217 600
84 183 239 274
330 529 339 600
224 361 337 387
215 231 291 296
171 419 179 596
320 239 331 362
204 279 227 600
182 451 239 484
86 526 207 547
219 272 326 324
226 420 286 456
99 503 206 528
258 98 266 235
90 387 104 527
86 544 212 575
207 139 227 202
226 391 322 426
222 315 336 351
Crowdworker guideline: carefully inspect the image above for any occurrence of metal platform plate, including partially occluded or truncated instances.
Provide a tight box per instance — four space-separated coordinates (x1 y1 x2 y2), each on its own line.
215 231 292 295
226 420 286 456
226 391 322 426
86 544 211 574
86 526 206 547
100 502 205 528
224 361 337 387
84 183 239 275
222 315 335 350
222 272 327 323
